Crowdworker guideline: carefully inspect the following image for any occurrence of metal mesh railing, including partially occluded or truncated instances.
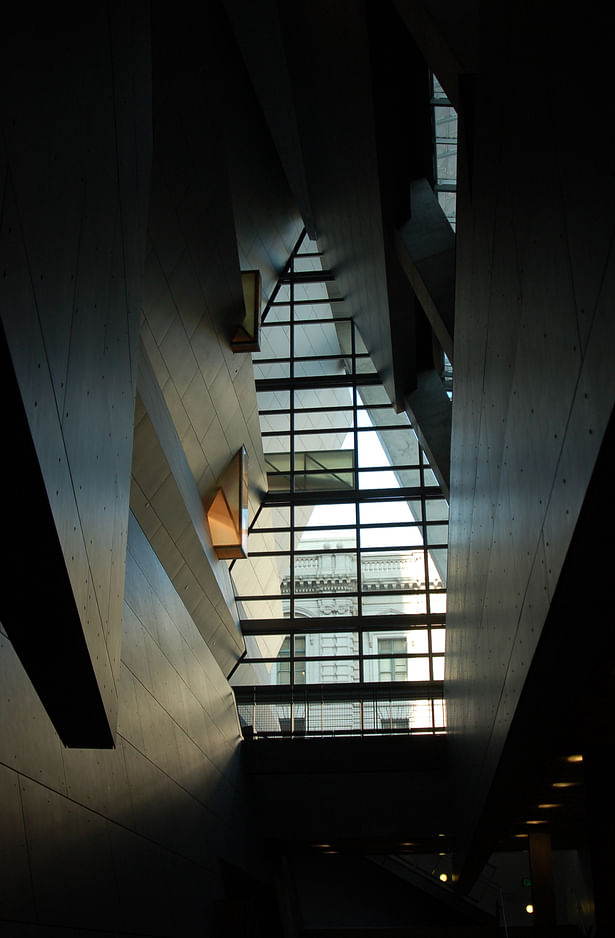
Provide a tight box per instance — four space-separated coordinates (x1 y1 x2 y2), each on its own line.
235 683 446 739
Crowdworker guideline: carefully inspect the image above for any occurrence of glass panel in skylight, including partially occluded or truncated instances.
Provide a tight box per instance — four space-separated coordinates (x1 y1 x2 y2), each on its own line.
364 657 430 682
429 549 447 587
253 361 290 380
293 320 344 359
363 630 429 654
294 386 353 410
294 430 354 457
294 408 354 433
434 105 457 138
295 528 357 551
292 281 330 302
360 549 427 589
359 469 421 489
254 321 290 360
358 385 391 406
429 594 447 613
425 499 448 522
432 657 445 680
293 303 337 321
436 142 457 180
358 525 422 549
426 524 448 546
248 530 290 554
431 629 445 653
293 356 349 379
361 593 427 616
262 434 290 454
295 502 356 528
294 553 356 593
259 412 290 434
303 633 360 656
251 505 290 530
359 500 422 529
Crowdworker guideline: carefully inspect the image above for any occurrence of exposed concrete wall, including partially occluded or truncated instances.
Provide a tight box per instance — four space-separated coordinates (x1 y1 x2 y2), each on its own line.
0 514 262 935
445 3 615 870
0 5 151 744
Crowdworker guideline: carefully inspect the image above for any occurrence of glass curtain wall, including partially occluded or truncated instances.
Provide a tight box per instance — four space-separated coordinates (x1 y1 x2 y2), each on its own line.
231 232 449 737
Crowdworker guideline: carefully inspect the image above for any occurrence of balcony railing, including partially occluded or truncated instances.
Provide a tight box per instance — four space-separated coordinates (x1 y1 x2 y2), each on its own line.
235 682 446 739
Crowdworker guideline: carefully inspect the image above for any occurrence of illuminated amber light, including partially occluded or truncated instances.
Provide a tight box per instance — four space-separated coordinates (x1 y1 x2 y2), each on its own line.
537 803 561 809
525 819 547 825
514 833 528 839
439 873 448 882
565 754 583 763
526 904 534 914
232 269 262 352
206 446 249 559
552 781 577 788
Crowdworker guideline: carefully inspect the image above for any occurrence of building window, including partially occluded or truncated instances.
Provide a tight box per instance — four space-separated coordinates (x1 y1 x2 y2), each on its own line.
378 637 408 681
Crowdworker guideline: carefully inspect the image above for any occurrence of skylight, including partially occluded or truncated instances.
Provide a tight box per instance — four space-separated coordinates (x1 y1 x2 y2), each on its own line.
231 232 448 738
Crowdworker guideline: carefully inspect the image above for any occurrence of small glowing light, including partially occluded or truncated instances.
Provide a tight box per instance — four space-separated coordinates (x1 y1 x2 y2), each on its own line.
514 833 528 839
400 842 414 847
323 850 338 854
526 904 534 915
439 873 448 883
537 803 561 809
525 819 547 825
313 843 331 849
553 781 577 788
438 833 446 838
565 754 583 763
439 852 446 856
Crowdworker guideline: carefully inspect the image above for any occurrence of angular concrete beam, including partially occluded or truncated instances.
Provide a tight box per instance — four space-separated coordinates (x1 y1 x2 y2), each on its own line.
224 0 318 239
396 179 456 364
392 0 478 108
404 368 452 498
131 341 245 678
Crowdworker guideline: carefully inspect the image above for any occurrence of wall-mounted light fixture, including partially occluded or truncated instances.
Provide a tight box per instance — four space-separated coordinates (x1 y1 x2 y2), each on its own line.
206 446 249 559
231 270 262 353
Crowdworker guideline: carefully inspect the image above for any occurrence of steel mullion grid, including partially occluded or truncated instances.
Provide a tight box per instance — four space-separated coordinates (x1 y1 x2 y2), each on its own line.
259 403 393 416
289 252 296 629
420 450 433 617
246 544 448 559
270 297 344 307
263 313 351 325
236 588 446 602
253 352 373 365
253 518 442 533
260 422 412 438
261 228 307 324
241 615 445 634
243 651 435 665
